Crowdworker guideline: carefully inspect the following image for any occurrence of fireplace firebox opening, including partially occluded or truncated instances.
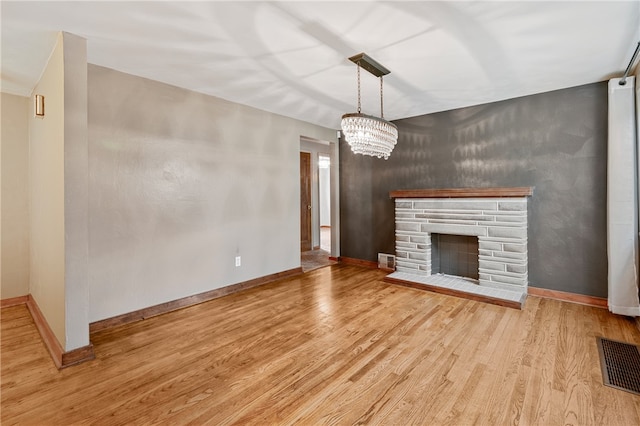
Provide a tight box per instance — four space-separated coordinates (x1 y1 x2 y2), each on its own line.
431 234 479 280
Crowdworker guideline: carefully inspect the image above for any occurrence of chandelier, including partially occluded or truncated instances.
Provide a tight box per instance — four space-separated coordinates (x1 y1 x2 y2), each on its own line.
341 53 398 160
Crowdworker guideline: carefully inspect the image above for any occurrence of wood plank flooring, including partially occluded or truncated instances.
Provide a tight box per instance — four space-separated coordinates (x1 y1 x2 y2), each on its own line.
2 264 640 425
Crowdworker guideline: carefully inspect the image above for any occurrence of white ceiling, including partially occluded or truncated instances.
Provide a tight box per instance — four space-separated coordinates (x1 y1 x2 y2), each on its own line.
2 1 639 129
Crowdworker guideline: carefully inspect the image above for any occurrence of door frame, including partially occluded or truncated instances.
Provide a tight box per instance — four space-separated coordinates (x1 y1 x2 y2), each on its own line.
317 152 331 251
300 151 312 252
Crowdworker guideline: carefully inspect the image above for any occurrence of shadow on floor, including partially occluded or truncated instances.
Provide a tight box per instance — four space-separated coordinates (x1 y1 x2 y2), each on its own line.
301 249 337 272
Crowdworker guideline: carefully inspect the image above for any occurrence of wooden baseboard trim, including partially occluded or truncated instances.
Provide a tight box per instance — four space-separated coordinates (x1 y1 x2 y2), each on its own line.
26 295 64 369
528 287 607 309
90 267 304 333
339 257 378 269
1 295 29 308
328 256 339 262
61 344 96 368
384 276 523 310
26 295 95 369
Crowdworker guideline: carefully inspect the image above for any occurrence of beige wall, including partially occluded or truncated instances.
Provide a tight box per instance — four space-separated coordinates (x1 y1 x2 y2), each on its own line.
29 33 66 347
5 32 89 351
1 93 30 299
88 65 337 322
61 32 89 351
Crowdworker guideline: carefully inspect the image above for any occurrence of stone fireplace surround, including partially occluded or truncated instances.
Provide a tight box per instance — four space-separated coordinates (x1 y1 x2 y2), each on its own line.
385 187 533 309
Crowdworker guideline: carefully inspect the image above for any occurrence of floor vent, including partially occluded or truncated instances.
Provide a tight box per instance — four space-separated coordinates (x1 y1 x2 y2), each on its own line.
596 336 640 395
378 253 396 271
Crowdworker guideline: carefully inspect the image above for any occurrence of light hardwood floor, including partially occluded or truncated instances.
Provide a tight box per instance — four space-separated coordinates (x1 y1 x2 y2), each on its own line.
2 264 640 425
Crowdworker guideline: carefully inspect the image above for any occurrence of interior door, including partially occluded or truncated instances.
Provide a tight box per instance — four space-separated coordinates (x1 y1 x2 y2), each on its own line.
300 152 312 251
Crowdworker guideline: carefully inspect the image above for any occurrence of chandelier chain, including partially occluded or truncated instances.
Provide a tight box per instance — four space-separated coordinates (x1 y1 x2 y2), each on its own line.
357 62 361 114
380 75 384 119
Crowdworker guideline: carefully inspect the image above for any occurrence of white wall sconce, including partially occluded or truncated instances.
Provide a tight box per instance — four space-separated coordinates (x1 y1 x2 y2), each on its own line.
34 94 45 117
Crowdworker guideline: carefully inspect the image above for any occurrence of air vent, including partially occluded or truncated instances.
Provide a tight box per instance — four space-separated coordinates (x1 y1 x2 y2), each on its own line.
597 336 640 395
378 253 396 271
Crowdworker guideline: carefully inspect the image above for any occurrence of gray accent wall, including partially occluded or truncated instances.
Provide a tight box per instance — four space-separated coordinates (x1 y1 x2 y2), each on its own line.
341 82 608 297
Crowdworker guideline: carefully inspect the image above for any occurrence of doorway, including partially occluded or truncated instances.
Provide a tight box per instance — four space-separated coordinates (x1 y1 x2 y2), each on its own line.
318 154 331 253
300 137 338 272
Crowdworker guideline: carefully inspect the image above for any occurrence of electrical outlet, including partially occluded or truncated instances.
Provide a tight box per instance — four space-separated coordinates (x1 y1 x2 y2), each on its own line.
235 256 241 267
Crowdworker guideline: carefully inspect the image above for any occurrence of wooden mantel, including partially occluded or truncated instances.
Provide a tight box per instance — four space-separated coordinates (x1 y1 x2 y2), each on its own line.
389 187 534 199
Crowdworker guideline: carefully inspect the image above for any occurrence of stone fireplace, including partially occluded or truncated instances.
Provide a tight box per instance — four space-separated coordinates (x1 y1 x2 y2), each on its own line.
385 187 533 309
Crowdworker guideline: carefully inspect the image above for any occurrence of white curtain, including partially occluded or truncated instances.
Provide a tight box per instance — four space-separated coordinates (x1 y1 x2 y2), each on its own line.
607 76 640 316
